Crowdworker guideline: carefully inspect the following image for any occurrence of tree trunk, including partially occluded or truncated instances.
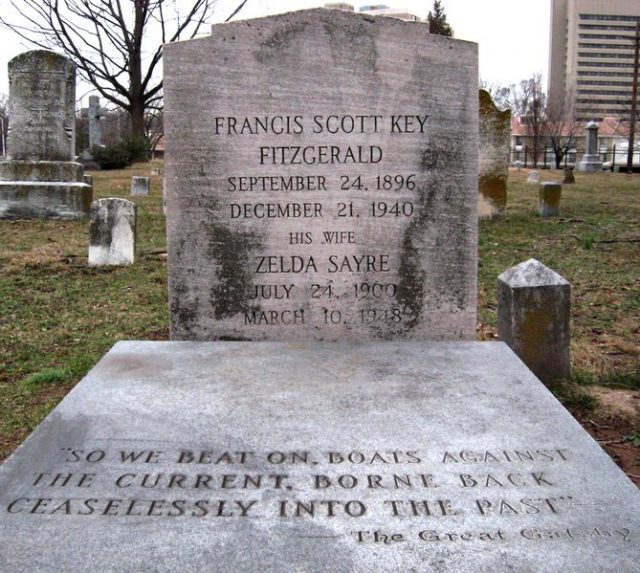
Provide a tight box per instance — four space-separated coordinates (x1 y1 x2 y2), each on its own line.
130 100 146 138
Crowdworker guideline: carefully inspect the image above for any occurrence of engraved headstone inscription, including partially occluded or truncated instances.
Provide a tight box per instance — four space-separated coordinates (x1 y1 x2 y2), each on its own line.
165 9 478 341
0 51 92 220
0 341 638 572
0 10 638 573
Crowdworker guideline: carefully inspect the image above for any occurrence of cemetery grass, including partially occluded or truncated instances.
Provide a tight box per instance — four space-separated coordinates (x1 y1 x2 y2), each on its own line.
478 168 640 484
1 164 638 483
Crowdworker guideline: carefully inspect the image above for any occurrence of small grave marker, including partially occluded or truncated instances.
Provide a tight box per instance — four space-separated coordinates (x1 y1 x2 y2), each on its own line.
131 176 150 196
88 198 136 265
497 258 571 383
539 182 562 216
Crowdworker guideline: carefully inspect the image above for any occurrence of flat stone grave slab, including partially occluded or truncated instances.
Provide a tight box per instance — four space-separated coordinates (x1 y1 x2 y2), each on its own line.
0 341 638 572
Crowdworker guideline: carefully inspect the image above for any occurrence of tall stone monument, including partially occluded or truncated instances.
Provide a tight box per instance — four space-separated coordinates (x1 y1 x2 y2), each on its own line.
0 51 92 220
165 9 478 342
577 121 603 172
478 89 510 219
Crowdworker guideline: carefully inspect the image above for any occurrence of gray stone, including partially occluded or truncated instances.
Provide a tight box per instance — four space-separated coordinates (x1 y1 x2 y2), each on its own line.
131 176 150 196
82 174 93 186
562 166 575 184
577 121 603 172
538 182 562 217
0 51 92 220
164 9 478 342
6 51 75 161
497 259 571 383
478 90 510 219
87 95 104 150
0 340 637 572
526 171 539 184
88 198 136 266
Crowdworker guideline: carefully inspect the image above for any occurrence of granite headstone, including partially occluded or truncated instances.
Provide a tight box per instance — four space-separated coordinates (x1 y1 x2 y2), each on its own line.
131 176 150 197
0 51 92 219
478 89 510 219
164 9 478 342
88 198 136 266
0 341 637 572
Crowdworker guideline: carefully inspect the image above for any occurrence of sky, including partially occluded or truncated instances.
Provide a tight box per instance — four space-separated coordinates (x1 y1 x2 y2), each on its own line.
0 0 551 106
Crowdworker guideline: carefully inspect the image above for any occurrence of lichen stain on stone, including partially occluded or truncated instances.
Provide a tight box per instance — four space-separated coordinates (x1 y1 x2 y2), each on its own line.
518 301 556 376
479 89 511 216
396 186 437 331
206 225 262 320
321 17 378 71
89 204 114 248
255 22 309 63
169 276 200 339
168 236 199 339
479 173 507 203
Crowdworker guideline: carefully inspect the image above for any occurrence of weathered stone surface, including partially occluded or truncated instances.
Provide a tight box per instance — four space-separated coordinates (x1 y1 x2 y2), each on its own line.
526 171 539 184
0 341 637 572
130 176 150 196
83 174 93 186
88 198 136 266
538 182 562 217
87 95 103 150
6 51 76 162
478 90 510 219
0 182 92 220
0 50 91 220
497 259 571 383
0 160 83 182
164 9 478 342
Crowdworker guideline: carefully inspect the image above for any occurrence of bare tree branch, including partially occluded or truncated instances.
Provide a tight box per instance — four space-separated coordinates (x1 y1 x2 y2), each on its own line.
0 0 218 137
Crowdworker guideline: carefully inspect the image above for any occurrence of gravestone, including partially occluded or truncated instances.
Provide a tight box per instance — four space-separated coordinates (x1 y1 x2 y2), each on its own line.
497 258 571 383
0 341 638 572
1 10 638 573
538 182 562 217
165 8 478 342
577 121 603 172
563 166 575 184
526 171 539 184
478 90 510 219
131 176 150 196
0 51 92 219
87 95 104 150
88 198 136 266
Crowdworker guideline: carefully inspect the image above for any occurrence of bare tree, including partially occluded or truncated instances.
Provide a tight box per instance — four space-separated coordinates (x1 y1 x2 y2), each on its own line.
0 0 217 138
512 74 547 167
544 89 582 169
